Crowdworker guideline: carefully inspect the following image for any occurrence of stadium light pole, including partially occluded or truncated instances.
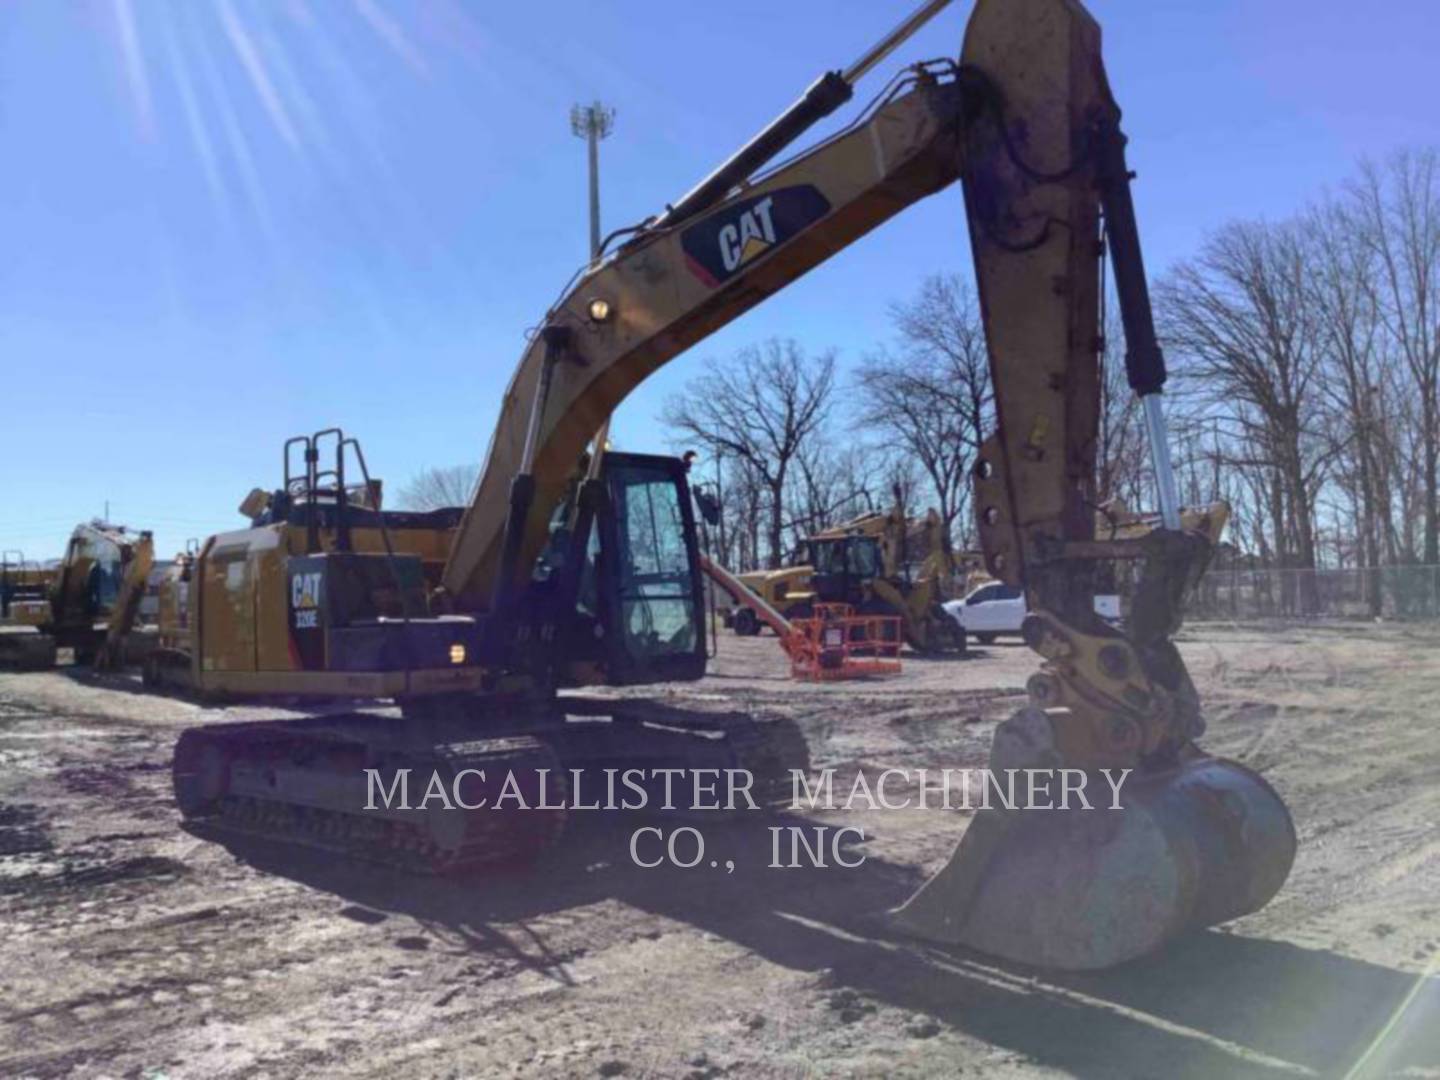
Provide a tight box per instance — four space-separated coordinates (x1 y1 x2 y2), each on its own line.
570 101 615 265
572 101 617 475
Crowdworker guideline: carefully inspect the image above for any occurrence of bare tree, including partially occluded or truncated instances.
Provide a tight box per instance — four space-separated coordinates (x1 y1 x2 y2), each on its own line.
1307 196 1391 610
1379 360 1423 563
1158 220 1332 610
888 275 994 453
856 275 992 548
717 456 767 571
1350 149 1440 564
396 464 479 510
882 455 924 534
662 338 836 568
789 436 885 541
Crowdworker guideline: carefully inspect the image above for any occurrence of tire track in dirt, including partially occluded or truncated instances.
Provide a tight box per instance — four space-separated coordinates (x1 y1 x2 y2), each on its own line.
3 628 1440 1077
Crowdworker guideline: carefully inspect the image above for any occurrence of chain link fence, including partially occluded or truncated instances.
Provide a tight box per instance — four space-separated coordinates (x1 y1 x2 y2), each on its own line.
1188 565 1440 620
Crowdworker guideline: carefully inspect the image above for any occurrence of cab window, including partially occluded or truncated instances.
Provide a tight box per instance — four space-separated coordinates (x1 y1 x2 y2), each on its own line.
609 465 698 660
847 539 881 578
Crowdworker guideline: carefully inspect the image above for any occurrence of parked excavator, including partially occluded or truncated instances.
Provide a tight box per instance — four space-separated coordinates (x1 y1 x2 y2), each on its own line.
164 0 1294 970
0 552 57 668
0 523 154 670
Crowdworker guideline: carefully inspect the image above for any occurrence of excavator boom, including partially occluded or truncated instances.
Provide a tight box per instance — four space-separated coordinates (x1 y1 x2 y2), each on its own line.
442 59 969 608
433 0 1293 968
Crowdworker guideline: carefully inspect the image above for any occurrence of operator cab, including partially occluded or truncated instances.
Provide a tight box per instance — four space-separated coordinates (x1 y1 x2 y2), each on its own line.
804 534 884 606
46 524 144 634
533 452 707 687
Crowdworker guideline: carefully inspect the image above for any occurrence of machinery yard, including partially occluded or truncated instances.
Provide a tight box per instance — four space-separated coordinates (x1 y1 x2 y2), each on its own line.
2 0 1437 1075
3 622 1437 1079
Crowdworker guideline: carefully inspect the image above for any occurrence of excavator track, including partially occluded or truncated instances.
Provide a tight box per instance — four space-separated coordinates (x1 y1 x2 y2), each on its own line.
174 716 567 873
547 700 810 812
0 629 58 670
173 703 806 872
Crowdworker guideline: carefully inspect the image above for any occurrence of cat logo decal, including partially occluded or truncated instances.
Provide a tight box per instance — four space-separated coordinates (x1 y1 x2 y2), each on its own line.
681 185 831 287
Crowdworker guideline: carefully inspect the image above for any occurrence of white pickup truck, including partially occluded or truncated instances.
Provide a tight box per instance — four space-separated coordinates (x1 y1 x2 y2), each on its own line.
943 583 1121 643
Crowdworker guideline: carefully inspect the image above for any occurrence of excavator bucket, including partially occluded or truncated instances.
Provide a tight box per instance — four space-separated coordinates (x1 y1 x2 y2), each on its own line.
890 749 1297 970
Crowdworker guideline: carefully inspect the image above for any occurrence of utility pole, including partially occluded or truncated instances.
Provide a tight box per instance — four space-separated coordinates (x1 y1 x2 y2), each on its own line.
571 100 616 475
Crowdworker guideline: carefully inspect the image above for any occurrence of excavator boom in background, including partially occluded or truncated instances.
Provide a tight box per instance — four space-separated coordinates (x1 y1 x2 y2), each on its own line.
160 0 1293 970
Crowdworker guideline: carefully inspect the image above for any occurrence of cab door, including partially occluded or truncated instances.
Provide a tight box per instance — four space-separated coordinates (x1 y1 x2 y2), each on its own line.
597 453 706 685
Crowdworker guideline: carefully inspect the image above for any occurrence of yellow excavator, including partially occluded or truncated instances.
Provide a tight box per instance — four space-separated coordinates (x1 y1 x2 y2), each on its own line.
0 552 57 668
0 523 154 670
162 0 1294 970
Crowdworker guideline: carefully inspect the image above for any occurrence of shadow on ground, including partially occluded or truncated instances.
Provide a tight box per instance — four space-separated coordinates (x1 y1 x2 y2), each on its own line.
199 813 1439 1080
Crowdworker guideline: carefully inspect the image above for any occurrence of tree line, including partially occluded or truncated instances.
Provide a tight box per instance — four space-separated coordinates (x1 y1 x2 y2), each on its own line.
1160 148 1439 614
664 274 1148 572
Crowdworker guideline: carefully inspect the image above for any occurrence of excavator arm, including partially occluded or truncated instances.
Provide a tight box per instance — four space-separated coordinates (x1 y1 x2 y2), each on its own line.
889 0 1296 969
960 0 1211 769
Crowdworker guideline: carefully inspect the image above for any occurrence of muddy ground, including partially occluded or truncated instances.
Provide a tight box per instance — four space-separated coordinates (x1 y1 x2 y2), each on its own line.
1 623 1438 1079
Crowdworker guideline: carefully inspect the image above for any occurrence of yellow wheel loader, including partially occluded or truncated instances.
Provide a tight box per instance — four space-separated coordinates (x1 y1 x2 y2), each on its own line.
162 0 1293 969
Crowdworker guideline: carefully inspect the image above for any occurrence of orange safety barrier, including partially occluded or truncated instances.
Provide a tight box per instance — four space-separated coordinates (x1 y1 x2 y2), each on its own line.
787 603 903 682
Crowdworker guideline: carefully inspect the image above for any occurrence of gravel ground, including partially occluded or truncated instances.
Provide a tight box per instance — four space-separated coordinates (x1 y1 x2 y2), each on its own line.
1 622 1438 1078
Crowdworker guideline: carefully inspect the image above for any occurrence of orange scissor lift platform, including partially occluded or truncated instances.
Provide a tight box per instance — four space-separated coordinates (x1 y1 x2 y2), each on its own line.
787 603 902 681
701 557 902 681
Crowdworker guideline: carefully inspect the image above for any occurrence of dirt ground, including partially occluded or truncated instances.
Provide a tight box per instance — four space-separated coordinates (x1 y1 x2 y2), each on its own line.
2 622 1439 1079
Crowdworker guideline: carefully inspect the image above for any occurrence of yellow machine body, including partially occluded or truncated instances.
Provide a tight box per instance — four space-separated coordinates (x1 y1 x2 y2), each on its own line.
149 512 482 698
727 565 816 634
0 523 153 669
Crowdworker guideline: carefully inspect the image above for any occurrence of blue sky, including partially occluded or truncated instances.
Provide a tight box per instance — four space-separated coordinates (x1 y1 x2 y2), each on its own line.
1 0 1436 561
